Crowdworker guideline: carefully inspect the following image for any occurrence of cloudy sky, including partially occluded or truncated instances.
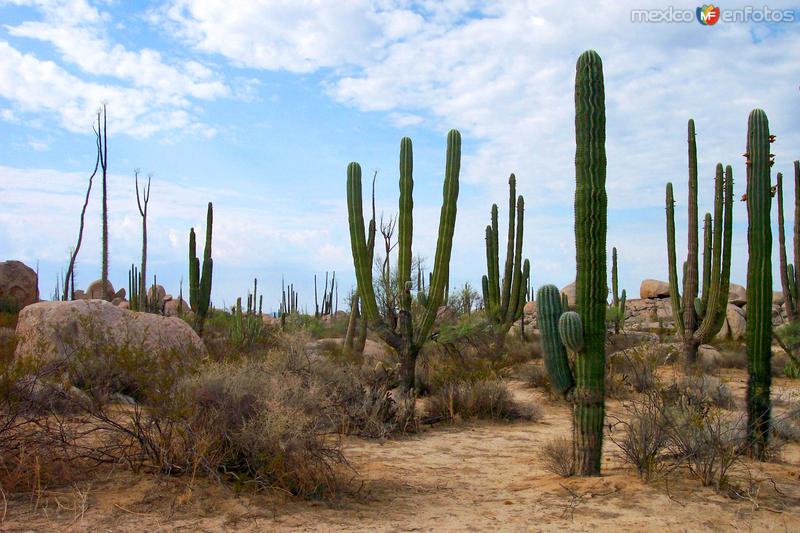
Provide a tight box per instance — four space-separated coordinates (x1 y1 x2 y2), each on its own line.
0 0 798 312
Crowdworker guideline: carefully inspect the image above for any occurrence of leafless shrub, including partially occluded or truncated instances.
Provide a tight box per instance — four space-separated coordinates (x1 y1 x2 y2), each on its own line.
675 375 736 410
608 390 669 481
541 437 575 477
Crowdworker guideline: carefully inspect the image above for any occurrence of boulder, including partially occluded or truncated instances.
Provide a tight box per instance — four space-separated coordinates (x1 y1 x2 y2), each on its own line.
114 288 126 301
726 303 746 340
0 260 39 310
561 282 576 308
728 283 746 306
147 284 167 303
523 300 536 315
639 279 670 299
773 291 785 305
698 344 722 370
714 317 730 342
118 300 130 310
164 298 191 317
15 300 207 392
73 290 86 300
85 279 115 300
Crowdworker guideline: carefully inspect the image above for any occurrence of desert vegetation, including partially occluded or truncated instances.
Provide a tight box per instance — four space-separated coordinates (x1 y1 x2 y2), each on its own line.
0 48 799 531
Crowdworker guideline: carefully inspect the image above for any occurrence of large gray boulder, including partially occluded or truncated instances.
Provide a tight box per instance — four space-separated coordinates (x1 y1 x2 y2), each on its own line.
726 303 746 340
0 260 39 310
85 279 116 301
15 300 207 393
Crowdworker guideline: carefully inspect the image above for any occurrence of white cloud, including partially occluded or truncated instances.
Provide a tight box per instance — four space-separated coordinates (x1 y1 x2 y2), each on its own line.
0 0 229 136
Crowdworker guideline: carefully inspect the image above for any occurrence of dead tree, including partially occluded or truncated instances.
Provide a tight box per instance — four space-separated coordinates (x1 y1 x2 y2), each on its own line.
134 170 151 307
63 112 102 300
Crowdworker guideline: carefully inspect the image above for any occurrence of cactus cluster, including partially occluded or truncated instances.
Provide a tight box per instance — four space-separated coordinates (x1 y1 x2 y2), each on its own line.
744 109 773 459
608 247 626 333
666 120 733 365
128 264 141 312
347 130 460 391
189 202 213 334
776 160 800 320
315 272 337 317
538 50 607 476
280 278 298 327
482 174 531 338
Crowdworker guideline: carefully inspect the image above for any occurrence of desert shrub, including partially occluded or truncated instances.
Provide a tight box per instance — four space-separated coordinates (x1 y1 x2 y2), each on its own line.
503 334 542 364
609 391 669 481
518 362 550 389
783 358 800 379
605 367 631 400
178 359 348 496
717 349 748 369
424 379 540 423
676 375 735 410
541 437 575 477
662 400 744 489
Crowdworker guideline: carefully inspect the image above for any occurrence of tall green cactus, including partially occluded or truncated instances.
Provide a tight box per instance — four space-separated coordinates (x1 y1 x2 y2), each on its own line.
347 130 460 392
777 161 800 321
189 202 213 334
666 120 733 365
128 264 140 312
609 247 626 333
538 50 607 476
745 109 773 460
482 174 531 338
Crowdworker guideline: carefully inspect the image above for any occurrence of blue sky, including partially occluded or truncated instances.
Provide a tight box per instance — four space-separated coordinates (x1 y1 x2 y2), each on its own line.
0 0 798 312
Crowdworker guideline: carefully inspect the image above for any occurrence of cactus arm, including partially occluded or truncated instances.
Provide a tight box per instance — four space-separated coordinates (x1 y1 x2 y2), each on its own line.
611 247 619 306
794 160 800 304
416 129 461 344
189 228 199 311
398 137 414 312
500 174 517 315
684 119 700 341
559 311 585 353
777 171 795 319
484 222 498 318
347 162 381 321
745 109 773 459
514 259 531 321
504 194 525 325
574 49 607 476
666 182 685 338
537 284 575 396
490 204 500 310
696 163 730 343
700 212 712 316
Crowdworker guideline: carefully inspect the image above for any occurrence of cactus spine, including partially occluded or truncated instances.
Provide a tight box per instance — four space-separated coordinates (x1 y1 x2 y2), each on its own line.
777 161 800 320
666 120 733 365
745 109 773 460
347 130 460 392
609 247 626 333
482 174 530 337
189 202 213 334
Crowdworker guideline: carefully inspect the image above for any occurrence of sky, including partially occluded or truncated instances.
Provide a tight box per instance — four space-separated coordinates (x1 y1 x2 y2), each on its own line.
0 0 798 313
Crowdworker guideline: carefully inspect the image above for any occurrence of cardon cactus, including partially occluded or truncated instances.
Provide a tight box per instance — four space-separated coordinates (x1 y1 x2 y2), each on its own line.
538 50 607 476
666 120 733 366
347 130 460 392
609 247 626 333
189 202 213 334
776 161 800 320
482 174 531 338
744 109 773 460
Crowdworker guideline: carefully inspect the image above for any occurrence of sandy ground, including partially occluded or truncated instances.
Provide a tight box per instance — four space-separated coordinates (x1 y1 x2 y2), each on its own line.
4 376 800 532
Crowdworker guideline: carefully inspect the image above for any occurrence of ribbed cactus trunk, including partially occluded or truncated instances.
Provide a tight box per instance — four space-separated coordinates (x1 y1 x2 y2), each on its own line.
745 109 773 460
573 49 607 476
610 247 626 334
347 131 460 393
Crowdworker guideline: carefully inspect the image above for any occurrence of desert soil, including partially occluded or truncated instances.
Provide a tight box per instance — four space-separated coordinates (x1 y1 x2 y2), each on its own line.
4 373 800 532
